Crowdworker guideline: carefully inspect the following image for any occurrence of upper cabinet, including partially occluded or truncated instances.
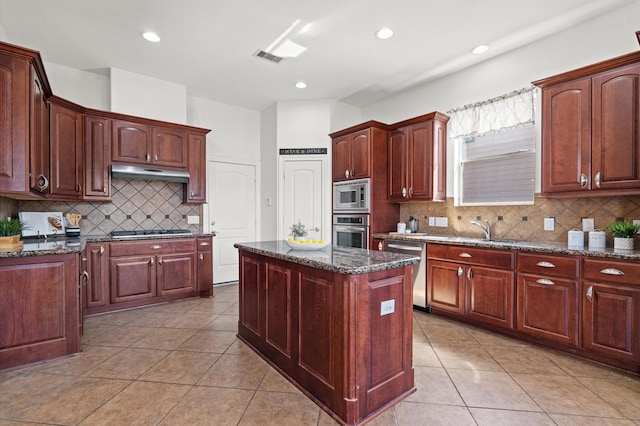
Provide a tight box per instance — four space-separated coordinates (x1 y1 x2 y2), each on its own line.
84 115 111 200
534 52 640 197
331 127 375 181
388 112 448 202
112 120 188 169
48 98 83 199
0 42 51 197
184 132 207 204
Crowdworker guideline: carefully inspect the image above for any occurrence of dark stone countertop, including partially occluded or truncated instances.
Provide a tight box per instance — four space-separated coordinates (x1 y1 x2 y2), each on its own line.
0 232 215 259
374 233 640 261
234 240 420 275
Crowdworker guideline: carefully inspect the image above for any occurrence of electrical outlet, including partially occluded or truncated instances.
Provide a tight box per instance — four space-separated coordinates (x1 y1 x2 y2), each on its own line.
380 299 395 316
435 217 448 227
634 220 640 226
582 218 594 232
544 217 555 231
428 217 435 226
187 215 200 224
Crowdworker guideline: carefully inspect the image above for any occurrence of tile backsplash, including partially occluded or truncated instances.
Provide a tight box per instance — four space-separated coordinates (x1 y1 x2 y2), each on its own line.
17 179 202 236
400 194 640 246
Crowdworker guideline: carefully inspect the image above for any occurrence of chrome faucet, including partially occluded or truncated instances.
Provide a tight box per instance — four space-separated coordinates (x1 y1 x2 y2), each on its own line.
470 220 491 240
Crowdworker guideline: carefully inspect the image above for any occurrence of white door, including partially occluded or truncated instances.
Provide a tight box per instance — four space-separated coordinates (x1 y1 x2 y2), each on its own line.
281 158 325 241
208 161 256 283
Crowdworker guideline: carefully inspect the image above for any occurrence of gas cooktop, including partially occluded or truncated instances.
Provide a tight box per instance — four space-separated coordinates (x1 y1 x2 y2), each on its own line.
111 229 192 239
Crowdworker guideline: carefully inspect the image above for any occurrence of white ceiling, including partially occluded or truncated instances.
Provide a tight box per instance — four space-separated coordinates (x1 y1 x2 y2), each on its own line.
0 0 634 110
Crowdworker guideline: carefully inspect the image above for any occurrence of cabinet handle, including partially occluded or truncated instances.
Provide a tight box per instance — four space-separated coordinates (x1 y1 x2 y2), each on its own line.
600 268 624 276
199 253 204 261
37 174 49 191
580 173 588 188
199 242 210 246
402 187 407 198
457 267 463 277
467 268 472 280
586 285 593 302
154 154 158 162
190 190 194 198
76 183 81 193
150 245 161 250
103 186 107 194
146 153 151 163
536 261 555 268
351 168 355 178
150 257 154 266
100 246 104 255
158 257 163 265
594 172 601 188
344 169 350 179
82 271 89 283
377 241 383 251
459 252 472 258
408 187 413 197
536 278 555 286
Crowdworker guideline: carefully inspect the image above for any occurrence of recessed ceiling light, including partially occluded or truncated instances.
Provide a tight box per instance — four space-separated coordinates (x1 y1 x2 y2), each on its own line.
142 32 160 42
295 81 307 89
375 27 394 40
472 44 489 54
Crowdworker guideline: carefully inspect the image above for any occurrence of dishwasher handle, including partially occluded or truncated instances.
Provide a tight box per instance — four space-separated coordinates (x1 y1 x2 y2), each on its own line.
387 243 424 252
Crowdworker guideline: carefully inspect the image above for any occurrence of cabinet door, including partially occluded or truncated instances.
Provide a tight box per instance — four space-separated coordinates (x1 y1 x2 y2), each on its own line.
30 67 49 194
350 129 370 180
372 238 385 251
407 121 433 200
541 78 592 194
583 282 640 363
466 266 514 329
157 253 197 296
517 273 579 346
85 243 109 309
388 129 407 201
111 119 150 165
591 63 640 192
151 126 187 168
332 135 351 181
110 255 156 303
184 132 206 203
0 54 29 193
84 116 111 200
427 259 465 315
49 102 83 198
197 238 213 296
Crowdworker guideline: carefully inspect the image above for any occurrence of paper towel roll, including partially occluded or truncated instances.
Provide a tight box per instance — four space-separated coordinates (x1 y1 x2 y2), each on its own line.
588 230 606 250
397 222 406 233
568 229 584 249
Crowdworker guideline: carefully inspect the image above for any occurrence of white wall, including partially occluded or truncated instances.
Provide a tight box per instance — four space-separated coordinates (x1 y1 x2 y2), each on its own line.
260 104 278 240
110 68 187 124
43 62 110 110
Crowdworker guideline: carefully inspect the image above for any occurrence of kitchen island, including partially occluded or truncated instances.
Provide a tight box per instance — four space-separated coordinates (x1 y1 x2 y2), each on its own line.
234 241 419 426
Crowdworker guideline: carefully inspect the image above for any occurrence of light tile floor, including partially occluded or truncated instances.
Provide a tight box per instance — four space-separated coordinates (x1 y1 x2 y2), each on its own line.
1 282 639 425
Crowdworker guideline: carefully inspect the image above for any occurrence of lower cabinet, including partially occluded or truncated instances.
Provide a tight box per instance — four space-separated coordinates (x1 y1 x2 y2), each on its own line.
84 242 109 309
427 244 515 329
197 237 213 297
0 253 80 370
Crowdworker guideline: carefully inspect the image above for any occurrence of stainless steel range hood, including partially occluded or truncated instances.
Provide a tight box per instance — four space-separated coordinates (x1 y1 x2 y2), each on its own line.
111 164 190 183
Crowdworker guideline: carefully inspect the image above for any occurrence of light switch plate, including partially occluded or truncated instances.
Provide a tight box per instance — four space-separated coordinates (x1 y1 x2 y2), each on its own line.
428 217 435 226
435 217 448 227
380 299 395 316
187 215 200 224
544 217 555 231
582 218 594 232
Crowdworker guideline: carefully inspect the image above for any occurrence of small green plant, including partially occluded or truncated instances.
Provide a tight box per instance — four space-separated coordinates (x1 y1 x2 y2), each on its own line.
0 217 26 237
607 220 640 238
289 220 308 239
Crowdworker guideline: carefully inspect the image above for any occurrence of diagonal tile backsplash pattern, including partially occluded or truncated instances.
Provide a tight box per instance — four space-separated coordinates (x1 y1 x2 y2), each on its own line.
400 195 640 246
18 179 202 236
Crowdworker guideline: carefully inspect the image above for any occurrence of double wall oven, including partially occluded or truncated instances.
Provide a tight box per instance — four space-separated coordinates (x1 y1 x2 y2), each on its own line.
332 178 371 249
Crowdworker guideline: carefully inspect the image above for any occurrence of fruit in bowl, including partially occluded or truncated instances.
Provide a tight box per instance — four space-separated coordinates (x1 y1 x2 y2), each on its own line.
285 238 329 250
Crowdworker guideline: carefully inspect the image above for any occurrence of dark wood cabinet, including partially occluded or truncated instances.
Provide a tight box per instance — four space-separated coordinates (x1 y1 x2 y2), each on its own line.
582 258 640 364
49 99 83 199
373 238 385 251
197 237 213 297
84 243 109 311
30 68 50 194
331 127 376 181
110 254 156 303
184 132 207 203
0 253 80 371
83 115 111 200
535 52 640 197
388 113 448 202
516 253 580 347
111 120 188 169
427 244 515 329
151 126 188 168
156 252 197 296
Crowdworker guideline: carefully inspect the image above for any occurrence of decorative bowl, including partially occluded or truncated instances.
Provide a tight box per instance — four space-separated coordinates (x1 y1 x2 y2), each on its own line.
285 240 330 251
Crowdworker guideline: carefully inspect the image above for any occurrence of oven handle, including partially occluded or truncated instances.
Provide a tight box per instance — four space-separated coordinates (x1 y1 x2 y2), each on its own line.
333 225 367 232
387 243 423 252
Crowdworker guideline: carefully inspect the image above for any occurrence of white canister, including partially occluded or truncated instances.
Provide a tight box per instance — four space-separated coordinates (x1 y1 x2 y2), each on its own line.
588 229 606 250
567 229 584 249
397 222 406 233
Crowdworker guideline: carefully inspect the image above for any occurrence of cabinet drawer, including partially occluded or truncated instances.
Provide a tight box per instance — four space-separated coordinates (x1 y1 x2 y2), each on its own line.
517 253 580 279
583 258 640 286
197 237 212 252
427 244 514 269
110 238 196 257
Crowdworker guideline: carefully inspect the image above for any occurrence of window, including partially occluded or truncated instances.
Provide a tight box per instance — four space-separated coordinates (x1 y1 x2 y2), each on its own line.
448 87 537 206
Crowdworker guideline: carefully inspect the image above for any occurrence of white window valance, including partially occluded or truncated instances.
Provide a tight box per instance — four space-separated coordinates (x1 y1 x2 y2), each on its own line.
447 87 537 139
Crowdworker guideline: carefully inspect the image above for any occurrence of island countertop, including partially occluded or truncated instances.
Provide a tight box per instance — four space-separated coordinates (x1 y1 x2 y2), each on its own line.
234 240 419 275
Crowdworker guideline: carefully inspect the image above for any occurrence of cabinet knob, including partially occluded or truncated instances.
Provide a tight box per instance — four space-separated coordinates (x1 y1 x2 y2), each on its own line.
150 257 154 266
377 241 383 251
37 174 49 191
158 257 163 265
103 186 107 194
345 169 350 179
100 246 104 255
199 253 204 261
580 173 588 188
402 187 407 198
151 245 161 250
594 172 601 188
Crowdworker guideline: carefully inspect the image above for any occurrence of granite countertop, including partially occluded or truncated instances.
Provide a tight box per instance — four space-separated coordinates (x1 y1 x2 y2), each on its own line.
375 233 640 261
234 240 420 275
0 232 215 258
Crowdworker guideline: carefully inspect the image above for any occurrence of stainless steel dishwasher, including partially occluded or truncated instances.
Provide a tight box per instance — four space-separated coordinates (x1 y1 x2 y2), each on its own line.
386 239 428 311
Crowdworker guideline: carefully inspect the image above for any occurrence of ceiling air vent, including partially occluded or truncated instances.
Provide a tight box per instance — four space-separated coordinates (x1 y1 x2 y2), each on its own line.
253 49 283 64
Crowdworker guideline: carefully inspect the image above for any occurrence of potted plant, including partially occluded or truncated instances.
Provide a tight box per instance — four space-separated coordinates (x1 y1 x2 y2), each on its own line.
607 220 640 250
289 220 308 240
0 217 26 252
